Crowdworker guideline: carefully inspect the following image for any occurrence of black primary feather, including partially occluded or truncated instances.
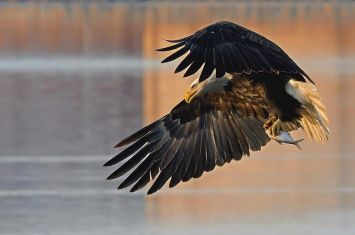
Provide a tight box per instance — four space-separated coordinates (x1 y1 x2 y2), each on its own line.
105 99 270 194
158 21 312 83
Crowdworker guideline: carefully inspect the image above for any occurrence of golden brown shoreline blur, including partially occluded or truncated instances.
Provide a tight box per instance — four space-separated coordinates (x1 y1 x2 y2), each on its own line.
0 2 353 56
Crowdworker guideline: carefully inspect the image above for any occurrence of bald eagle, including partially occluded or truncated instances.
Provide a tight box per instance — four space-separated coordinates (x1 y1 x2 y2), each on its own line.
104 21 329 194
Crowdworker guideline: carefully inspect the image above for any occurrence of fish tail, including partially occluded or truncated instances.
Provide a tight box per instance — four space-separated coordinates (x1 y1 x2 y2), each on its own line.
294 139 304 150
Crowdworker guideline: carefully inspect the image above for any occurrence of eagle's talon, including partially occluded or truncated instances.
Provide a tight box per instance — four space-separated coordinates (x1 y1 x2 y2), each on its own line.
263 117 277 130
270 119 282 136
268 119 300 137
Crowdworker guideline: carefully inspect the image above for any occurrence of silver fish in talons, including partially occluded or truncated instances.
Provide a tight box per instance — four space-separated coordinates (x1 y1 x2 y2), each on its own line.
269 131 304 149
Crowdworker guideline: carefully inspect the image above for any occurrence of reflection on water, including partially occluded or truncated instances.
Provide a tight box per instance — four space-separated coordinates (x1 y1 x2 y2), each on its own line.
0 2 355 235
0 68 142 156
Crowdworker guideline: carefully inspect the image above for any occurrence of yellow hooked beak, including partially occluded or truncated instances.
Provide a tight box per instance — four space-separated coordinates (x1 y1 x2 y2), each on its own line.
184 87 198 103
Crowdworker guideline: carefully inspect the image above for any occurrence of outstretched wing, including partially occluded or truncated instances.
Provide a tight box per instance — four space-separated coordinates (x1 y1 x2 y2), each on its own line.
158 21 311 83
104 79 271 194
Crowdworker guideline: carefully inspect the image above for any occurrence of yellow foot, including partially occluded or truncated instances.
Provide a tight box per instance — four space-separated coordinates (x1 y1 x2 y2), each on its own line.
263 117 277 130
269 119 282 136
267 119 300 137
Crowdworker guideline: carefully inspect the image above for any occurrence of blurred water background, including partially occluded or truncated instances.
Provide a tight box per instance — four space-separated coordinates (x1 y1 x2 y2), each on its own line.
0 1 354 235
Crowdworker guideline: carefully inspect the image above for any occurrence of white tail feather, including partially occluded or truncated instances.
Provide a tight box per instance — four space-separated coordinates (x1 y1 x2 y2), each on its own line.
286 80 329 144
